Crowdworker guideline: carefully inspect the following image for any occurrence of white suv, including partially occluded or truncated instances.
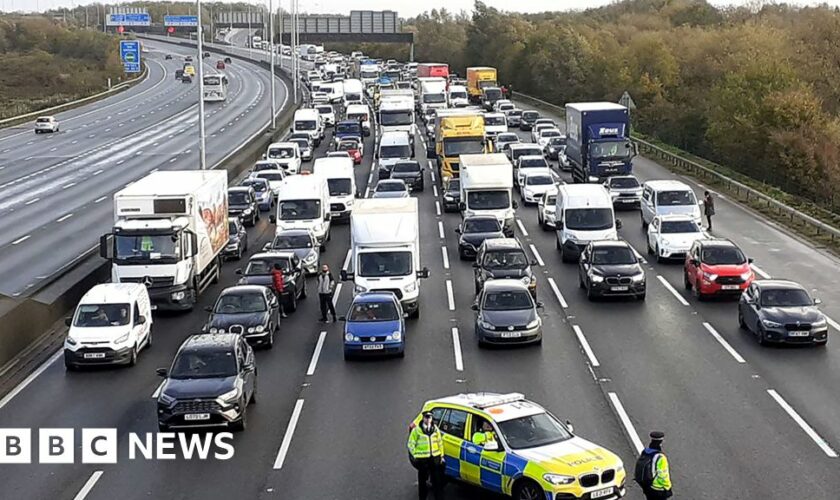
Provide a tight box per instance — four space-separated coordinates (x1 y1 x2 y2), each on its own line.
34 116 59 134
646 214 707 262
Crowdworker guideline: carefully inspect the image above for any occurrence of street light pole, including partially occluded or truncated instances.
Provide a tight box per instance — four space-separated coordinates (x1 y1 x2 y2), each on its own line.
269 0 276 130
196 0 207 170
291 0 298 103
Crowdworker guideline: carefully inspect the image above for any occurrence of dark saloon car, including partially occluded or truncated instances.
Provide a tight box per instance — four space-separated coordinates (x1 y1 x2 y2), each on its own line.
578 240 646 301
224 218 248 261
263 229 320 275
204 285 280 348
156 333 256 431
236 252 306 312
519 110 541 131
240 177 274 211
739 280 828 346
228 186 259 226
442 177 461 213
472 280 543 347
456 215 505 260
473 238 538 297
389 160 424 192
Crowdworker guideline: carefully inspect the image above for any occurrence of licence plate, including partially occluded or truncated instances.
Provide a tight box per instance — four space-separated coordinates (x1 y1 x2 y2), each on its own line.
721 284 740 290
501 332 521 338
611 286 629 292
591 487 614 499
362 344 384 350
83 352 106 359
789 331 810 337
184 413 210 421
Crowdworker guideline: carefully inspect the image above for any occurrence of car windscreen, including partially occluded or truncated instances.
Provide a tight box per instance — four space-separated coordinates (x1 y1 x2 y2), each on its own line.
358 251 412 277
446 180 460 193
228 221 238 235
268 147 295 159
497 413 572 450
36 118 52 123
526 175 553 186
393 162 420 173
272 234 312 249
661 220 700 233
422 93 446 103
513 149 542 161
591 247 636 265
214 293 267 314
338 142 358 151
467 190 510 210
464 218 501 233
507 110 522 117
449 91 467 99
380 145 411 158
74 303 131 327
484 116 505 126
760 288 813 307
483 250 529 269
565 208 614 231
443 138 484 157
170 350 237 379
294 120 316 131
245 258 290 275
290 139 310 151
540 130 561 139
522 111 539 121
548 137 566 147
115 233 180 262
348 301 400 322
657 190 696 206
520 158 548 169
257 173 284 182
497 134 518 144
347 113 368 122
336 122 361 135
242 180 268 192
609 177 639 189
483 289 533 310
379 111 412 126
701 246 746 265
228 192 250 205
317 106 333 114
376 181 406 192
484 88 502 100
327 178 352 196
279 200 321 220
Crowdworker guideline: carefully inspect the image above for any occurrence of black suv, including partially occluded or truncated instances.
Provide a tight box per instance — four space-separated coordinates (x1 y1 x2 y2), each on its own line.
473 238 538 298
389 160 425 192
237 252 307 312
156 333 256 431
578 240 646 301
228 186 259 227
456 215 505 260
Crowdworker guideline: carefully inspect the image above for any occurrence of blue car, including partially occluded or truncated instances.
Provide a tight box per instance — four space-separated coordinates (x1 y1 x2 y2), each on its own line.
240 177 274 211
341 292 405 360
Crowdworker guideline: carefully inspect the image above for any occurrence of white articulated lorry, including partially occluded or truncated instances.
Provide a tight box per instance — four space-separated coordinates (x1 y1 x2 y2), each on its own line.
100 171 228 311
341 198 429 318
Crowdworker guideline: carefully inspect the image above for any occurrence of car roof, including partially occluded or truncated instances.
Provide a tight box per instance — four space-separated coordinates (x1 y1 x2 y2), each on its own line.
698 238 737 248
353 291 399 303
519 155 546 161
181 333 239 351
523 168 552 178
509 143 540 150
754 280 806 291
80 283 145 305
275 228 313 237
250 251 295 260
378 179 406 186
429 393 545 423
655 213 698 222
483 238 523 250
219 285 268 296
590 239 632 249
228 186 252 193
464 214 500 221
644 179 692 191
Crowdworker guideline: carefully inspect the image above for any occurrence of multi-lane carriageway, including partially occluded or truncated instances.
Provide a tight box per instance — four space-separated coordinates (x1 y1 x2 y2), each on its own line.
1 84 840 499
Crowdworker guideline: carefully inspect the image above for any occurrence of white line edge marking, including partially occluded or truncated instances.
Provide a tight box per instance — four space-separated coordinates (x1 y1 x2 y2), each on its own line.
151 381 164 398
73 470 104 500
306 331 327 376
272 399 305 469
441 246 450 270
529 243 545 266
363 186 370 198
331 283 342 307
342 249 352 272
767 389 838 458
451 327 464 371
432 185 438 198
94 196 107 203
516 219 529 237
826 316 840 332
438 221 445 239
435 201 441 216
25 197 40 205
656 275 689 306
57 213 74 223
0 350 61 410
702 322 746 363
547 277 568 308
751 263 771 279
446 280 455 311
607 392 644 454
11 235 31 245
572 325 600 367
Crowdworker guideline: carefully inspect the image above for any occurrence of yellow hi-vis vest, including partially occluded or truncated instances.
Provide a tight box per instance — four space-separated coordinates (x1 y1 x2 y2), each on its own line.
407 424 443 459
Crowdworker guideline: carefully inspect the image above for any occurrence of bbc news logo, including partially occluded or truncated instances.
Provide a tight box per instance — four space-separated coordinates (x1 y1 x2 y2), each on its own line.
0 429 234 464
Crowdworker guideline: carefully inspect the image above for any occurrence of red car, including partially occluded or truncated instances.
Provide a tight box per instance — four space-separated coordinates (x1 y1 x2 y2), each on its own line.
684 239 754 300
216 61 226 70
337 139 362 164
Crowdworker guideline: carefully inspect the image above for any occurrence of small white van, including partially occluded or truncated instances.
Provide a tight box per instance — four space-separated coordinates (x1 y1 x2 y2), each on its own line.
313 157 356 222
554 184 620 262
345 103 372 136
292 108 324 146
64 283 153 369
640 180 702 228
271 174 332 248
376 131 413 178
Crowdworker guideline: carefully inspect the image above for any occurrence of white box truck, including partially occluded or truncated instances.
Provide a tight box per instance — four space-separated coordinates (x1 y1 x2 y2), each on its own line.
100 171 228 311
378 89 416 149
459 153 517 236
270 173 332 248
341 198 429 318
419 77 448 114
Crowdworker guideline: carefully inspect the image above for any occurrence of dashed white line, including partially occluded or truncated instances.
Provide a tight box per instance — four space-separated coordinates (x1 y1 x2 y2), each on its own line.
363 186 370 198
607 392 644 454
529 244 545 266
435 201 441 216
116 160 125 165
446 280 455 310
11 235 31 245
438 221 445 239
92 169 104 176
441 246 450 270
332 283 343 307
342 249 352 272
56 213 74 223
72 470 104 500
306 331 327 376
169 158 178 163
272 399 305 469
572 325 600 367
25 198 39 205
767 389 838 458
516 219 529 236
451 327 464 371
547 277 568 308
656 275 690 306
433 185 438 198
94 196 107 204
702 322 746 363
62 182 76 189
751 263 771 279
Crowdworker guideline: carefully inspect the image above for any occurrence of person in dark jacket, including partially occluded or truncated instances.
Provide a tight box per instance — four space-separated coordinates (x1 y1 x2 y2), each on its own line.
704 191 716 231
272 263 288 318
634 431 673 499
317 264 337 323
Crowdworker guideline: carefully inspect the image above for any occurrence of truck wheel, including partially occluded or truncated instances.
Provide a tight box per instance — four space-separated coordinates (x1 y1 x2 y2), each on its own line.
409 307 420 319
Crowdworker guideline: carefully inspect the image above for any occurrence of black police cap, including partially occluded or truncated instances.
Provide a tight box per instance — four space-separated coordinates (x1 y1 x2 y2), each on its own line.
649 431 665 441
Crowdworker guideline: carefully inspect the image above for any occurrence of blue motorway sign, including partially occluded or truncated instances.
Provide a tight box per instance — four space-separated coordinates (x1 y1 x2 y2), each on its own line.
106 13 151 26
120 40 142 73
164 15 198 27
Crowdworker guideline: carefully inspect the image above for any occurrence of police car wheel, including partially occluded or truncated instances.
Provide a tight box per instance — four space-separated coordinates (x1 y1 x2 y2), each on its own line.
513 479 543 500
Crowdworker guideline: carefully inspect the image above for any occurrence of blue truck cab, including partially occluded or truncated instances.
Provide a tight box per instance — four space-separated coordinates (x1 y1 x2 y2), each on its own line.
565 102 637 183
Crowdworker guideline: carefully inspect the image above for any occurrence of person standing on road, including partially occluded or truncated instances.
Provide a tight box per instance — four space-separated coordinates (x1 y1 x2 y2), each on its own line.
634 431 673 499
271 263 288 318
317 264 337 323
704 191 716 231
407 411 445 500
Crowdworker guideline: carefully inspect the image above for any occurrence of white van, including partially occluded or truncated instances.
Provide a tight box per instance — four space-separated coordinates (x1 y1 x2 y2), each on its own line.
292 108 324 146
342 79 364 107
345 103 372 137
271 174 332 248
448 85 469 107
64 283 153 370
376 131 413 178
313 157 356 222
640 180 702 228
554 184 620 262
264 142 301 174
321 82 344 104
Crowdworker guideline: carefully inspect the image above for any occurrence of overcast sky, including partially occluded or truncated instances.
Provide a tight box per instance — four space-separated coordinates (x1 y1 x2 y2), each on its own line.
3 0 839 17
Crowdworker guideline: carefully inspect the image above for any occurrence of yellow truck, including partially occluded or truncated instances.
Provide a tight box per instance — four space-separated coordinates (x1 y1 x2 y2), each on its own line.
434 109 492 179
466 67 498 103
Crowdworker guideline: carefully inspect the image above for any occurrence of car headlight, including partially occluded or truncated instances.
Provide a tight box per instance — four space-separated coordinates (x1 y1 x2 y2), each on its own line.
391 331 402 341
304 251 318 263
566 233 578 242
740 271 753 281
520 276 532 285
404 281 417 293
444 194 454 201
115 333 130 344
631 272 645 282
588 271 604 283
344 333 354 342
218 387 241 404
158 392 175 405
478 319 495 331
812 318 827 328
247 327 256 333
171 291 186 301
243 208 252 215
355 284 367 293
762 319 783 328
526 318 541 329
255 325 265 333
702 272 718 282
543 473 575 485
209 327 221 334
65 335 77 346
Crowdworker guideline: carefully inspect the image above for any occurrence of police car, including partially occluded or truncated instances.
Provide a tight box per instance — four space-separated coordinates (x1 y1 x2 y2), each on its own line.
409 393 626 500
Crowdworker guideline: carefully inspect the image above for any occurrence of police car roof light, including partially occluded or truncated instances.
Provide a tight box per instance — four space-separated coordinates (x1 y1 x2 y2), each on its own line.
473 393 526 409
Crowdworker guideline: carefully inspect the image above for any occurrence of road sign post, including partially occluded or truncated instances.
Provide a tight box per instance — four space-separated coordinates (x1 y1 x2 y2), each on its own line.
119 40 141 74
619 91 637 133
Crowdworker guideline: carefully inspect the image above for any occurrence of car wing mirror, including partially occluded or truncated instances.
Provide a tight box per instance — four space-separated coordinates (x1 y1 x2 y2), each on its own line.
455 227 462 234
235 268 242 275
615 219 623 230
748 257 754 264
565 420 574 434
512 200 519 209
156 368 168 378
470 304 478 311
269 214 277 223
814 298 822 305
64 317 72 327
417 267 430 279
530 259 538 267
204 306 213 313
136 315 147 325
472 262 480 268
536 301 545 309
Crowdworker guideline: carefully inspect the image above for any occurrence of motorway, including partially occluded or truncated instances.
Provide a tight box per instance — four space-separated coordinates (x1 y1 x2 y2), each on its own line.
1 91 840 499
0 38 286 297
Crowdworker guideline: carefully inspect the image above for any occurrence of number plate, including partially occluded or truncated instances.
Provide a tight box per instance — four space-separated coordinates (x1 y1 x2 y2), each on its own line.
501 332 521 338
721 284 740 290
184 413 210 421
591 487 614 499
611 286 629 292
83 352 106 359
362 344 384 350
788 331 810 337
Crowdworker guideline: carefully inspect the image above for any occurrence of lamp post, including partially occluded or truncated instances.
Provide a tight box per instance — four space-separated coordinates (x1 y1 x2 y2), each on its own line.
196 0 207 170
269 0 276 130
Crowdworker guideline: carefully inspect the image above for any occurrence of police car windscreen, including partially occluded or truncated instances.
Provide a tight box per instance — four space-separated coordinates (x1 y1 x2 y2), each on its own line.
496 413 572 450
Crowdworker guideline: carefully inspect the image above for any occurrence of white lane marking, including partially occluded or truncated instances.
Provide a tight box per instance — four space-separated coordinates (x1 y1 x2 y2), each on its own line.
433 185 438 198
272 399 305 469
0 350 60 409
342 249 352 272
363 186 370 198
62 182 76 189
24 198 39 205
451 327 464 372
826 316 840 332
431 169 435 182
702 322 746 363
116 159 125 165
73 470 104 500
656 275 689 306
24 156 32 161
151 381 164 398
11 234 31 245
438 221 445 239
331 283 343 307
572 325 600 367
92 169 103 176
529 244 545 266
169 157 177 163
751 263 771 279
607 392 644 454
547 277 568 308
441 246 450 270
71 140 78 144
306 331 327 376
446 280 455 311
435 201 441 216
767 389 838 458
56 213 74 223
516 219 529 237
